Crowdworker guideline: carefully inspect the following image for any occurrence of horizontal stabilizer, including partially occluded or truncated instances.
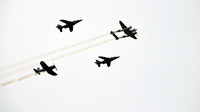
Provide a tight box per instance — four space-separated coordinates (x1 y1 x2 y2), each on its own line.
33 69 41 75
110 31 119 40
95 60 101 67
56 25 63 32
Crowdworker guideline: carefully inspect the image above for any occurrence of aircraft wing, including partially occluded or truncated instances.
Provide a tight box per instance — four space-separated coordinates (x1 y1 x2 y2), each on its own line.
40 61 49 69
60 19 71 24
129 35 137 39
99 56 109 60
69 26 73 32
119 21 128 29
106 62 111 67
40 61 57 76
126 32 137 39
46 69 57 76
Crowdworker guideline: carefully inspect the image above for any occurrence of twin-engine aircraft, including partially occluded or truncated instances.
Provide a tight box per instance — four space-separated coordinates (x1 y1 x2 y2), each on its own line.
95 56 120 67
111 21 137 40
33 61 57 76
56 19 82 32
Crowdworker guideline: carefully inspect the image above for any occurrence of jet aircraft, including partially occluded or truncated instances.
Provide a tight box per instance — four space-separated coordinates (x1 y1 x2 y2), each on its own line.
56 19 82 32
110 21 137 40
33 61 57 76
95 56 120 67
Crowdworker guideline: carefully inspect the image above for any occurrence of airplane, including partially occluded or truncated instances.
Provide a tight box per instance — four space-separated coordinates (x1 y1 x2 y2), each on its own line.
110 21 137 40
56 19 82 32
95 56 120 67
33 61 57 76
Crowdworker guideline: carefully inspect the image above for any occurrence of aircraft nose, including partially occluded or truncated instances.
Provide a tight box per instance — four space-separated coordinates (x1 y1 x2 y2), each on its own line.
77 19 83 22
114 56 120 59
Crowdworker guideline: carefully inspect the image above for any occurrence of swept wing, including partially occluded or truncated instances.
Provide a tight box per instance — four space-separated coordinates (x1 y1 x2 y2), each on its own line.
60 20 72 24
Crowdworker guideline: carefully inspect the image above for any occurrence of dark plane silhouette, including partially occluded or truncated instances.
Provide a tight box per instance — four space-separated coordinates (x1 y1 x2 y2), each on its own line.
56 19 82 32
110 21 137 40
33 61 57 76
95 56 120 67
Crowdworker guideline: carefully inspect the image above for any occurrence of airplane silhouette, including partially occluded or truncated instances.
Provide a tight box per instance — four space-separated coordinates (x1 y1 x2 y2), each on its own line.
56 19 82 32
33 61 57 76
111 21 137 40
95 56 120 67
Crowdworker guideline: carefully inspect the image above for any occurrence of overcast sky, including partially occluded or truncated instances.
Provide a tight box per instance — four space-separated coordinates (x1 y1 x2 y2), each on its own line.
0 0 200 112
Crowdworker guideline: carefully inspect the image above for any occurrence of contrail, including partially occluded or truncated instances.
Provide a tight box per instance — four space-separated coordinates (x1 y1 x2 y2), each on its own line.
0 33 110 72
46 38 115 62
0 63 40 79
0 38 115 79
0 73 37 87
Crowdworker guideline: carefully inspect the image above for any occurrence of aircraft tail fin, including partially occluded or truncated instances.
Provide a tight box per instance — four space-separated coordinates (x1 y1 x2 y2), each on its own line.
95 60 101 67
53 64 57 70
56 24 63 32
33 69 40 75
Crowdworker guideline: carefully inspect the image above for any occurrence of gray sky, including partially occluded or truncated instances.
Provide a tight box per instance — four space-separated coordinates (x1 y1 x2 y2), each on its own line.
0 0 200 112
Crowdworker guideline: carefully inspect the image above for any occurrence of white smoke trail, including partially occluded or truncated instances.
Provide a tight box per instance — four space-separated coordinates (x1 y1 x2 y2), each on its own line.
0 38 115 79
0 33 110 72
0 73 37 87
46 38 115 62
